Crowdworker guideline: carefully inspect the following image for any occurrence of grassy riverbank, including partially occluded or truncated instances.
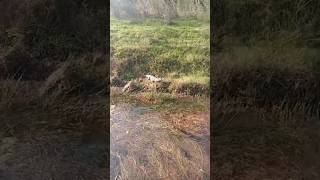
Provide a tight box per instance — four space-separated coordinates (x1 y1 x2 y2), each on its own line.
110 18 209 87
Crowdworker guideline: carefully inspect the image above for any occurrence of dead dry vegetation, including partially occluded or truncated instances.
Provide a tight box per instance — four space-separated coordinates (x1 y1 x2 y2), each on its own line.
211 100 320 179
110 99 210 180
211 0 320 178
211 29 320 180
0 54 109 179
0 0 108 179
211 45 320 179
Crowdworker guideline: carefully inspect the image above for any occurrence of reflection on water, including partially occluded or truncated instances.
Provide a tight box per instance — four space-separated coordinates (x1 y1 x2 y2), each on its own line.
110 103 209 180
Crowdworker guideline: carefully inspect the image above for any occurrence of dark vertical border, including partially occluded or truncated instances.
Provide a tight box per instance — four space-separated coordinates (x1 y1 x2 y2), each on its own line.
210 1 214 177
210 1 213 177
210 0 214 177
210 0 225 178
106 0 111 178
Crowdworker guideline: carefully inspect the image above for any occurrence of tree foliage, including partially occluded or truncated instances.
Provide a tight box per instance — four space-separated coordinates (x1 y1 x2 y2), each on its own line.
110 0 209 21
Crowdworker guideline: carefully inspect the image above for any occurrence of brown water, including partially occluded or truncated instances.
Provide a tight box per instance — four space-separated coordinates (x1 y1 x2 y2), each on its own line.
110 102 209 180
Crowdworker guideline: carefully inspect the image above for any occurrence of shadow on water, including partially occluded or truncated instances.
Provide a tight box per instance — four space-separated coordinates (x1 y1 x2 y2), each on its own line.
110 102 209 180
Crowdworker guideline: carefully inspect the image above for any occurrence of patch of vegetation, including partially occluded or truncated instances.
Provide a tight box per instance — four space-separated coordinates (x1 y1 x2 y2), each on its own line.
110 17 209 81
211 1 320 178
140 92 177 103
0 0 107 81
110 90 208 112
212 0 320 45
212 1 320 103
166 73 209 95
0 0 108 179
212 35 320 113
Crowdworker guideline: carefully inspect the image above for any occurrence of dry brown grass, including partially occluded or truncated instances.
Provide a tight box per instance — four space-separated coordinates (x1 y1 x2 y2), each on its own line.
0 79 40 110
0 79 107 135
0 131 108 180
113 136 208 180
111 103 209 180
211 97 320 179
163 109 209 137
211 42 320 179
212 44 320 112
0 78 108 179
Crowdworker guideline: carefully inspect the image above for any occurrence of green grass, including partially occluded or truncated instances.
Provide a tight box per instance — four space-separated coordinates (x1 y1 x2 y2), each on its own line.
167 73 209 85
143 92 208 111
110 17 209 81
143 92 177 103
111 91 208 112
